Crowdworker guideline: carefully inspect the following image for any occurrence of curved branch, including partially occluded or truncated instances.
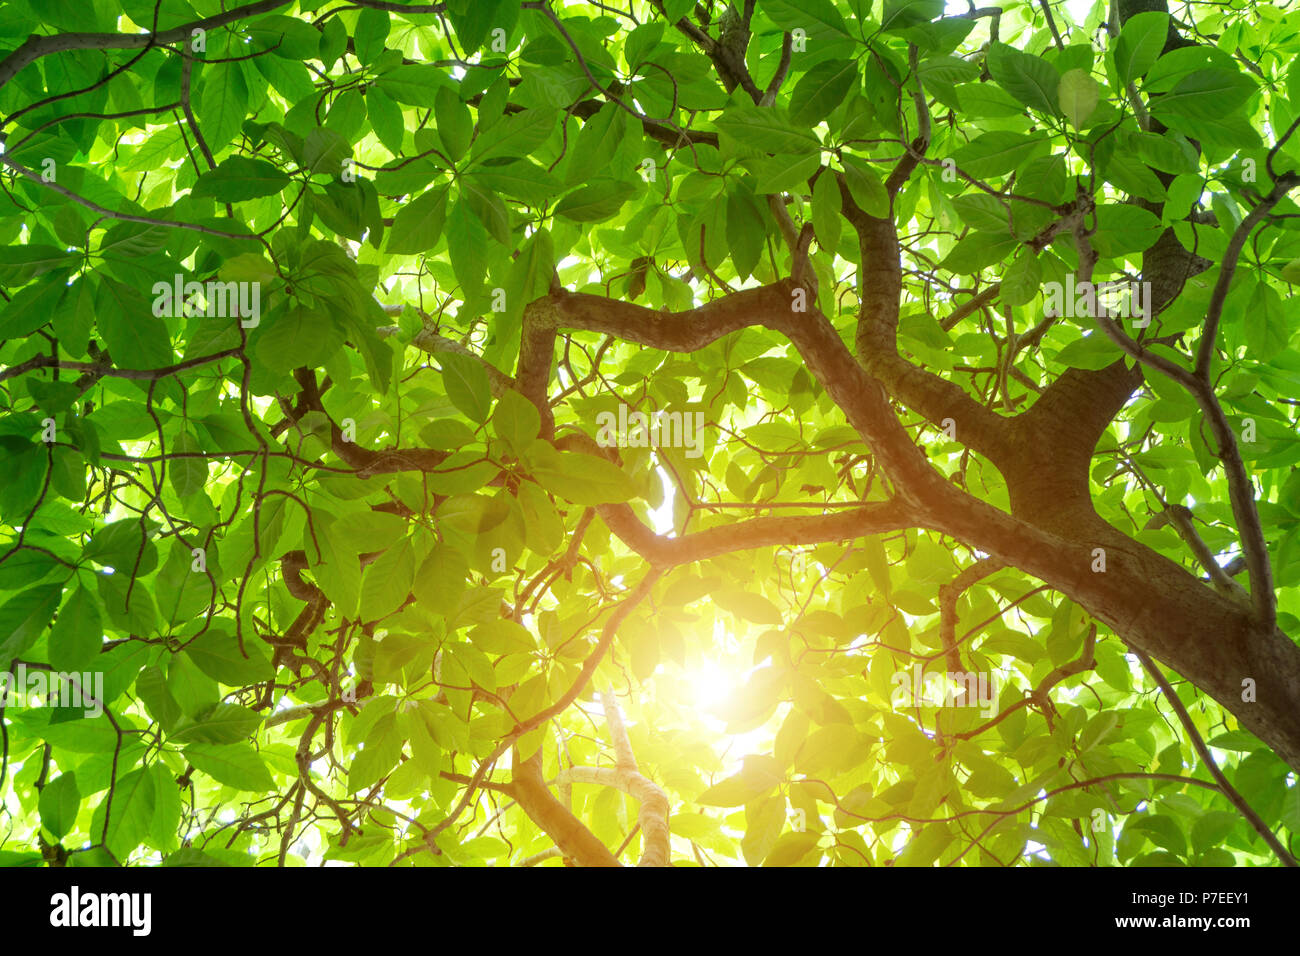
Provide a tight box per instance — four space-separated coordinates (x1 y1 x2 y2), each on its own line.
597 689 670 867
0 0 294 93
512 748 620 867
377 324 516 396
1134 649 1298 867
599 497 912 568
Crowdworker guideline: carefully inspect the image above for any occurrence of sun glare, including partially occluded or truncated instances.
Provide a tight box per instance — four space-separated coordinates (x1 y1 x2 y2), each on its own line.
685 661 735 713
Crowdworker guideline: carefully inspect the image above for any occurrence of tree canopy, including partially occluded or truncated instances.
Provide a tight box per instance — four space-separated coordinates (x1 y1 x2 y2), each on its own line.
1 0 1300 868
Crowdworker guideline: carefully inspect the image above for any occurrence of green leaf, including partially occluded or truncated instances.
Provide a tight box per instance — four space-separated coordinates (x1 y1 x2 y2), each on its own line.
1058 68 1099 128
744 155 816 198
1149 68 1256 122
1104 151 1166 202
555 179 637 222
437 351 494 423
168 430 207 498
0 244 74 279
366 87 405 154
469 161 562 206
987 42 1059 114
1115 10 1169 84
882 0 944 31
504 226 554 327
435 86 473 162
169 703 263 745
811 168 842 258
255 54 314 102
333 510 410 553
184 627 275 685
359 538 415 621
1001 252 1042 307
469 108 557 165
1129 814 1187 857
39 773 81 840
1245 282 1287 358
726 186 765 279
83 519 158 575
842 155 889 218
1282 786 1300 833
446 199 487 299
353 7 391 62
247 15 321 59
492 389 542 454
714 587 783 626
526 443 636 505
469 619 536 655
742 796 788 865
420 417 479 451
148 761 182 853
714 104 822 154
136 665 183 732
1131 131 1199 175
763 830 821 866
1156 110 1260 150
303 128 351 174
385 184 449 255
348 711 403 791
91 767 155 858
1191 811 1238 852
96 278 173 371
789 59 858 126
954 131 1044 178
320 15 348 68
197 61 250 153
0 273 69 338
1092 203 1163 255
1055 334 1124 370
413 545 469 617
256 304 344 372
941 233 1018 274
161 848 231 866
697 772 772 807
184 742 276 791
53 277 93 357
950 193 1010 233
461 177 511 243
762 0 849 36
189 157 289 201
48 585 103 673
376 64 453 107
446 0 512 51
0 584 64 662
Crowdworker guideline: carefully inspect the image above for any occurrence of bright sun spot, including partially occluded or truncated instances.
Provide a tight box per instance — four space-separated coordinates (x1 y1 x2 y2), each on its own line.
685 661 735 713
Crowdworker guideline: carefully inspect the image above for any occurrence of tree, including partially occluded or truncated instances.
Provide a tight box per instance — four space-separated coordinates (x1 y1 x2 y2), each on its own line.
0 0 1298 869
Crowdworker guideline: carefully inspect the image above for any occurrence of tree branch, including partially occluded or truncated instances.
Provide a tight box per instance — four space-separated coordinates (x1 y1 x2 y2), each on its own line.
0 0 294 93
1134 649 1298 867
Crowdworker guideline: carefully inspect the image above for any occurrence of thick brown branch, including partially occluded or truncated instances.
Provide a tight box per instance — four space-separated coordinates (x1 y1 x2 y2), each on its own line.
290 369 450 476
512 748 620 867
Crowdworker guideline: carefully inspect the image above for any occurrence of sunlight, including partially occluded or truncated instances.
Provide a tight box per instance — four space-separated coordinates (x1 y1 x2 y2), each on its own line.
10 0 1288 880
685 660 734 713
650 465 675 534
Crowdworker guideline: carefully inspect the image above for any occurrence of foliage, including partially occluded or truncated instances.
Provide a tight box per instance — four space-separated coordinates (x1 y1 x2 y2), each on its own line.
1 0 1300 868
